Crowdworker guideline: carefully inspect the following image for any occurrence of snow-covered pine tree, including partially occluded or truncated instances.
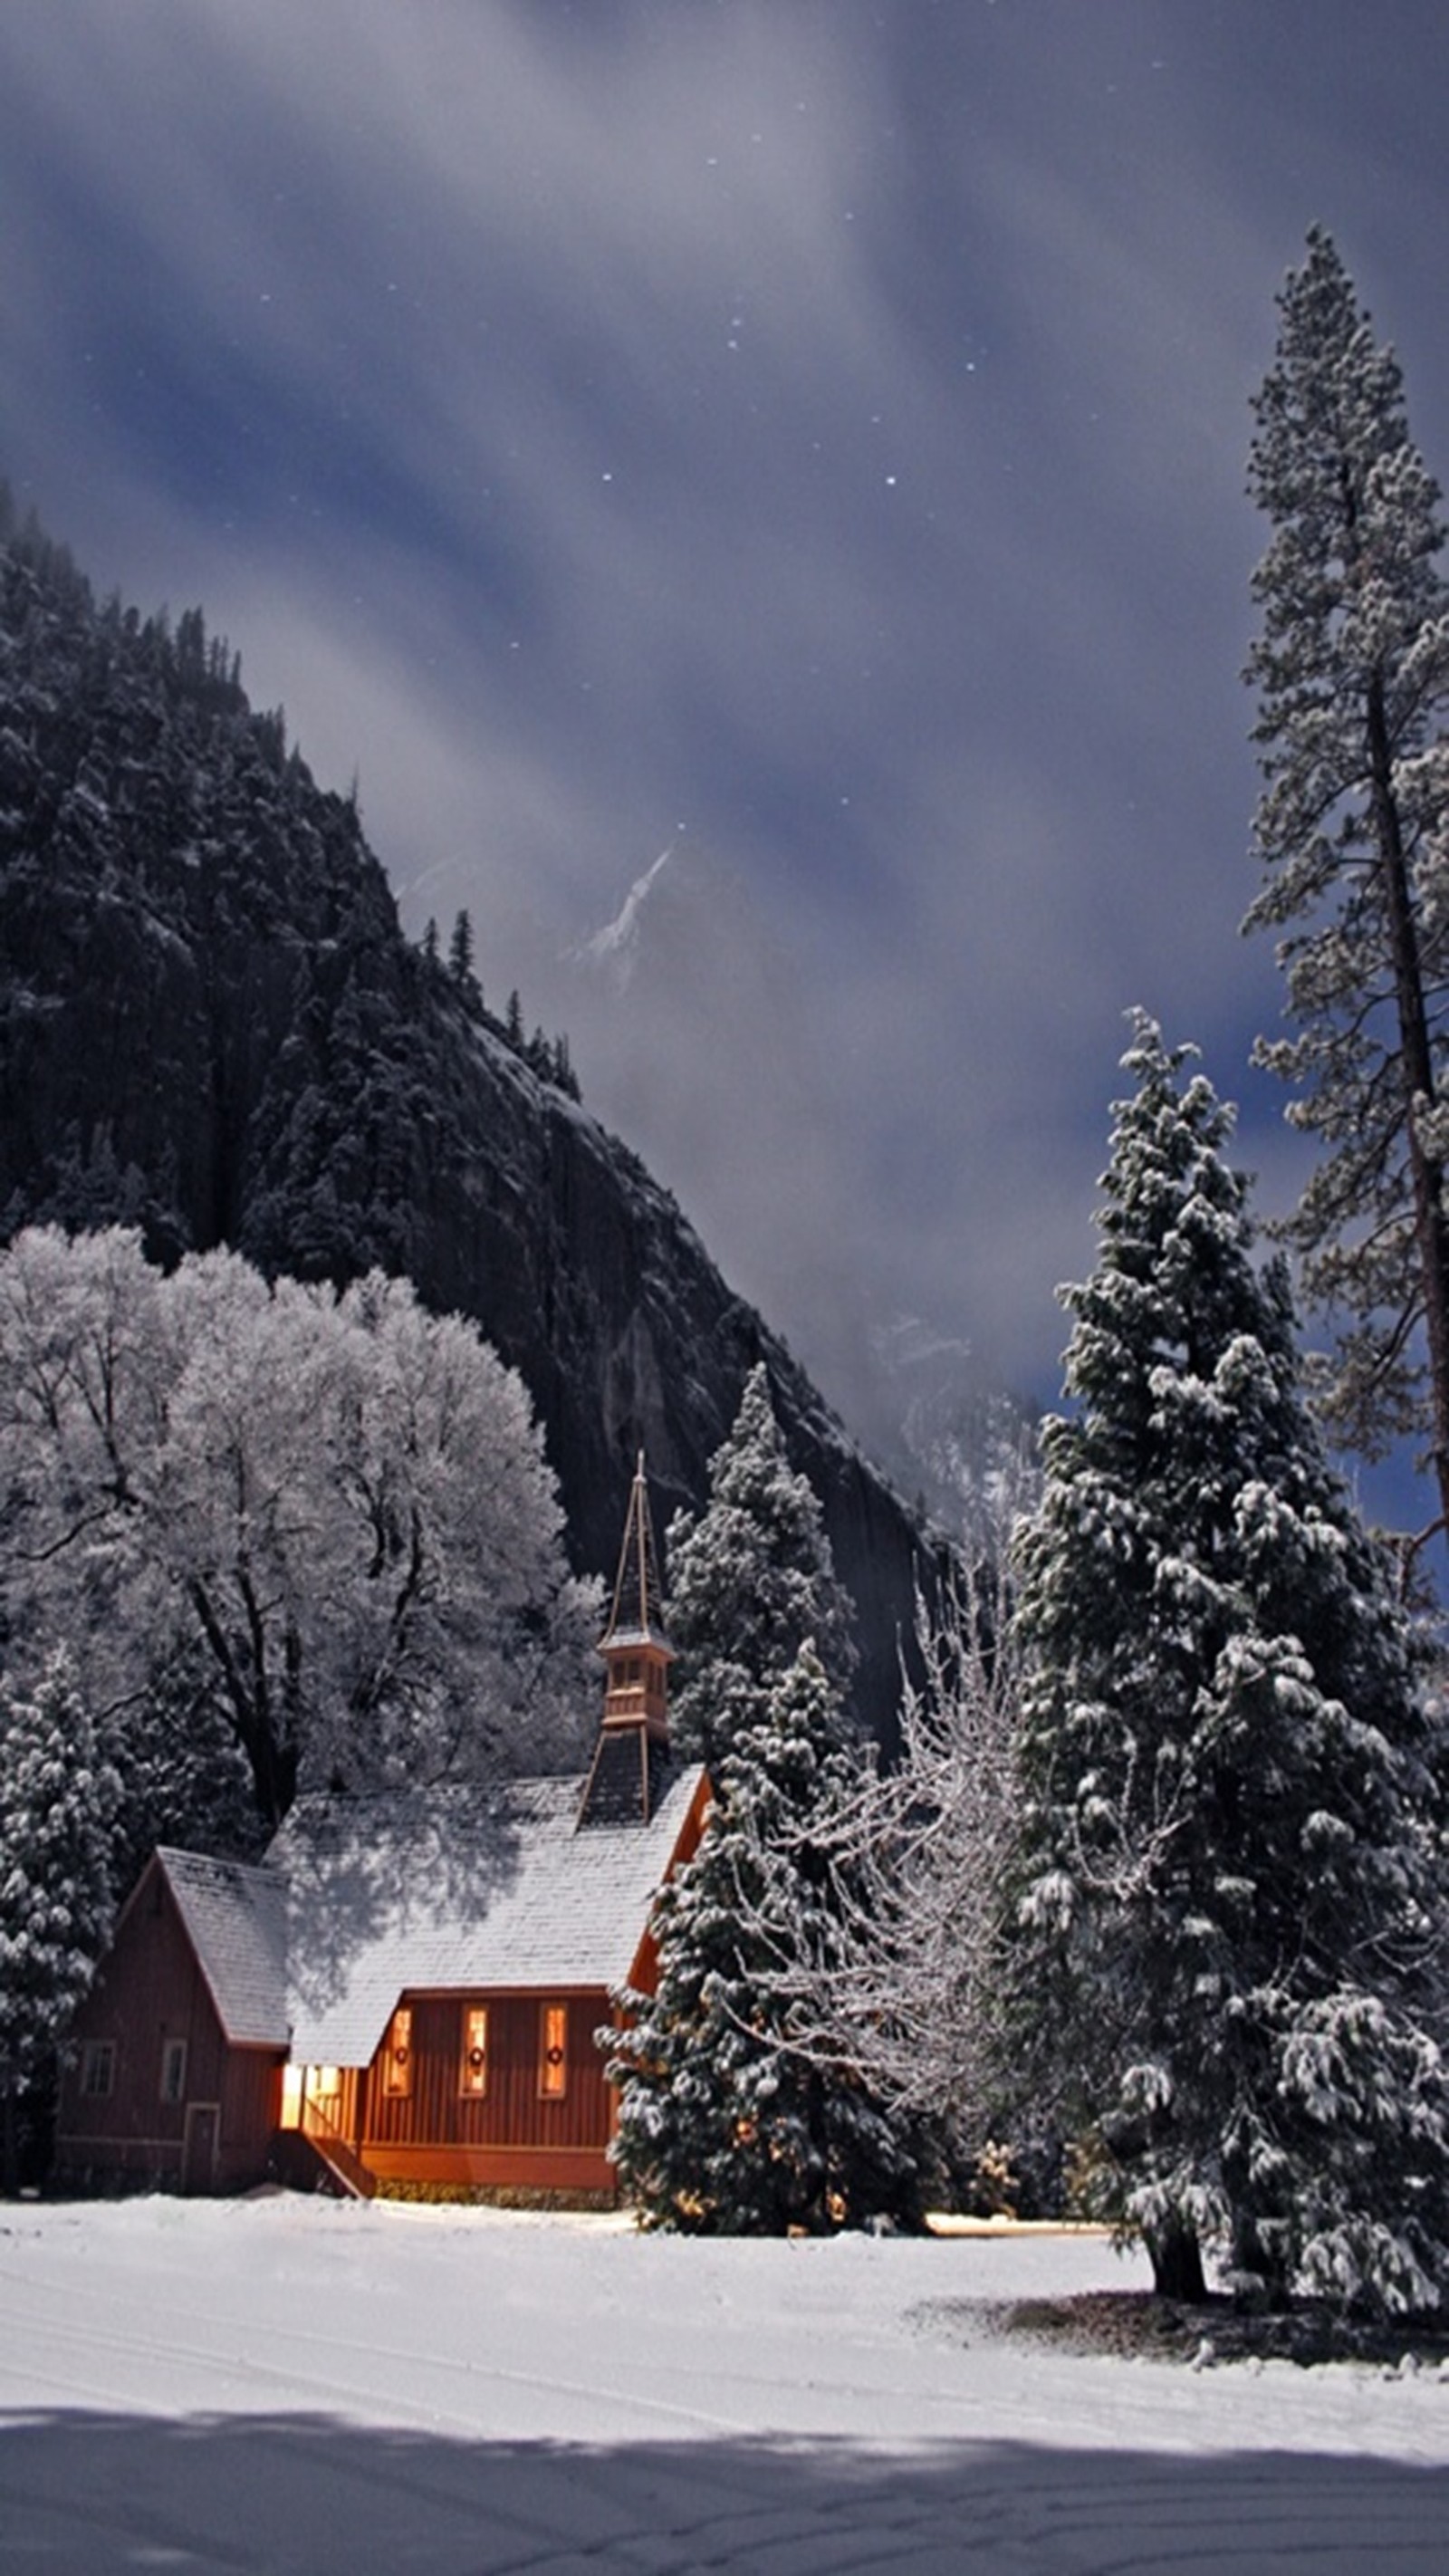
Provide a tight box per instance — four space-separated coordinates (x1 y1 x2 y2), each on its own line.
1244 228 1449 1542
1005 1015 1449 2318
0 1650 120 2190
609 1640 923 2233
108 1639 263 1895
447 908 484 1017
447 908 475 985
666 1362 857 1767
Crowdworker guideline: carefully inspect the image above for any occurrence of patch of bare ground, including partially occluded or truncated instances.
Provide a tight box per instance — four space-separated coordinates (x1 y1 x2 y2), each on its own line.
915 2291 1449 2372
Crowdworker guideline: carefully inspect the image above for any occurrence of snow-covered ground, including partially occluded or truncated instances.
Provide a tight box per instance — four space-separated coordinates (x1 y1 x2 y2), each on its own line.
1 2196 1445 2571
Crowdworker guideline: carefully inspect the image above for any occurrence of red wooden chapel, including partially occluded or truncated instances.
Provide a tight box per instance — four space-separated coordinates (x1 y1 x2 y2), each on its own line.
53 1458 709 2201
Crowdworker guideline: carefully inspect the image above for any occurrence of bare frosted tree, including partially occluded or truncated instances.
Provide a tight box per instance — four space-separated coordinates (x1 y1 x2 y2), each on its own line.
0 1228 600 1831
730 1447 1034 2162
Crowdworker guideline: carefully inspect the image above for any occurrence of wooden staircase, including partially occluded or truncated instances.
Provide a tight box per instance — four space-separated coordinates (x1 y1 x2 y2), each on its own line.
270 2127 377 2200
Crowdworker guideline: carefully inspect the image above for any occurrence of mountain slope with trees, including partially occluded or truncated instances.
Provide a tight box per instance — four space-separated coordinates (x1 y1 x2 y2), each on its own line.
0 495 932 1736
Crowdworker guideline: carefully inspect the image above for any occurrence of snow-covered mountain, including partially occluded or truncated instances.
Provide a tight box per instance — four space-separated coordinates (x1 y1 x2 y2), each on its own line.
867 1314 1039 1530
560 845 908 1445
558 842 1039 1532
0 505 936 1744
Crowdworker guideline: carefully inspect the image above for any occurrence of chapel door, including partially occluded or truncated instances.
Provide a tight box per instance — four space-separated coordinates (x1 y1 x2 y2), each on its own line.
181 2101 220 2195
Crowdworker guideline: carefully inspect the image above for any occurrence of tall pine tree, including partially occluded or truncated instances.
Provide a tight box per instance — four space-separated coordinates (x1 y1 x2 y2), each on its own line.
1006 1017 1448 2317
609 1641 923 2232
0 1652 119 2190
1245 228 1449 1542
666 1362 857 1767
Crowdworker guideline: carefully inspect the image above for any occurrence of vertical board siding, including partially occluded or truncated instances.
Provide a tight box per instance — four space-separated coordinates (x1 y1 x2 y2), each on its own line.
219 2052 285 2187
53 1769 710 2201
53 1860 282 2190
361 1990 616 2158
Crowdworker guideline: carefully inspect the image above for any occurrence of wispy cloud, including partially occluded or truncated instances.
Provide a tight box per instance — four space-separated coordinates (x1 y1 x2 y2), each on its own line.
3 0 1446 1452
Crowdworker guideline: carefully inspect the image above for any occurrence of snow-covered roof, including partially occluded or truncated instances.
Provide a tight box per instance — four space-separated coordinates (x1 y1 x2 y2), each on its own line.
267 1764 706 2068
155 1849 290 2048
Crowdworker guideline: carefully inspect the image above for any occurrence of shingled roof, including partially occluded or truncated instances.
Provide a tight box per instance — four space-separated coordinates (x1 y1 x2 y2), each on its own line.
154 1848 290 2047
267 1764 707 2068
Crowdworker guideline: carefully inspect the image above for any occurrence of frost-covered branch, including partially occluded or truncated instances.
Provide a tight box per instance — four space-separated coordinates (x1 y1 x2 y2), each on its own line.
720 1452 1036 2152
0 1226 600 1835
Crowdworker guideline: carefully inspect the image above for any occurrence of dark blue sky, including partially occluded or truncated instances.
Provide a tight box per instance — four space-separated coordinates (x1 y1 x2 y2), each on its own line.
5 1 1448 1507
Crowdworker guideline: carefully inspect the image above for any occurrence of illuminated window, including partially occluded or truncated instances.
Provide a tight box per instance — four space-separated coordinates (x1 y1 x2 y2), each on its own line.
459 2005 489 2097
539 2003 568 2100
81 2040 115 2100
159 2038 187 2104
382 2005 414 2098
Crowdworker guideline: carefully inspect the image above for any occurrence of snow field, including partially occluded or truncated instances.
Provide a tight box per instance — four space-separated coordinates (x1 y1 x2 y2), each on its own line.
1 2196 1447 2571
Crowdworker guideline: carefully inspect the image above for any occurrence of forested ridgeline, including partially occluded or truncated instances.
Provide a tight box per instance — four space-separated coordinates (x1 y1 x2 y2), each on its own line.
0 495 935 1741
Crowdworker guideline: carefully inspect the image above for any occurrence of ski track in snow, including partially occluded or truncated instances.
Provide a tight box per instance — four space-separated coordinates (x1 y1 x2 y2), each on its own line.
0 2198 1446 2572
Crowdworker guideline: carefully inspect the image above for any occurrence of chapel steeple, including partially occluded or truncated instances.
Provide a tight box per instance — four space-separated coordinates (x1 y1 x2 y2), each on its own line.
576 1454 676 1828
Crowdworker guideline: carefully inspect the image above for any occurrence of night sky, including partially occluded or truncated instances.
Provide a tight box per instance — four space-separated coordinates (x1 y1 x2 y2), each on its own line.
5 2 1448 1503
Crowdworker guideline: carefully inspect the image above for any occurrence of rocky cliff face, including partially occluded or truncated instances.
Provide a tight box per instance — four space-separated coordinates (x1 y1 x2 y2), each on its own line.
0 503 936 1738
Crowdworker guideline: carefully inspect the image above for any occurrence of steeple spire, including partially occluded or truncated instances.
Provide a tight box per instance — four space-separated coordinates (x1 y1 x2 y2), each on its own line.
601 1452 668 1656
578 1454 676 1827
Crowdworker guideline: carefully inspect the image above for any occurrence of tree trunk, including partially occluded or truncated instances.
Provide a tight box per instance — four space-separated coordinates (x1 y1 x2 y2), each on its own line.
1367 668 1449 1544
1147 2218 1207 2303
1 2087 19 2199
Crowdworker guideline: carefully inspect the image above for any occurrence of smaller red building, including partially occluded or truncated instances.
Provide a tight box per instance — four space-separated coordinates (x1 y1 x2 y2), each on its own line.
54 1458 708 2201
52 1847 289 2196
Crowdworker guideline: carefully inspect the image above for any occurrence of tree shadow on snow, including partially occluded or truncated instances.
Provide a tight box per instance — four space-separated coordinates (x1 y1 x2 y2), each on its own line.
0 2412 1445 2574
